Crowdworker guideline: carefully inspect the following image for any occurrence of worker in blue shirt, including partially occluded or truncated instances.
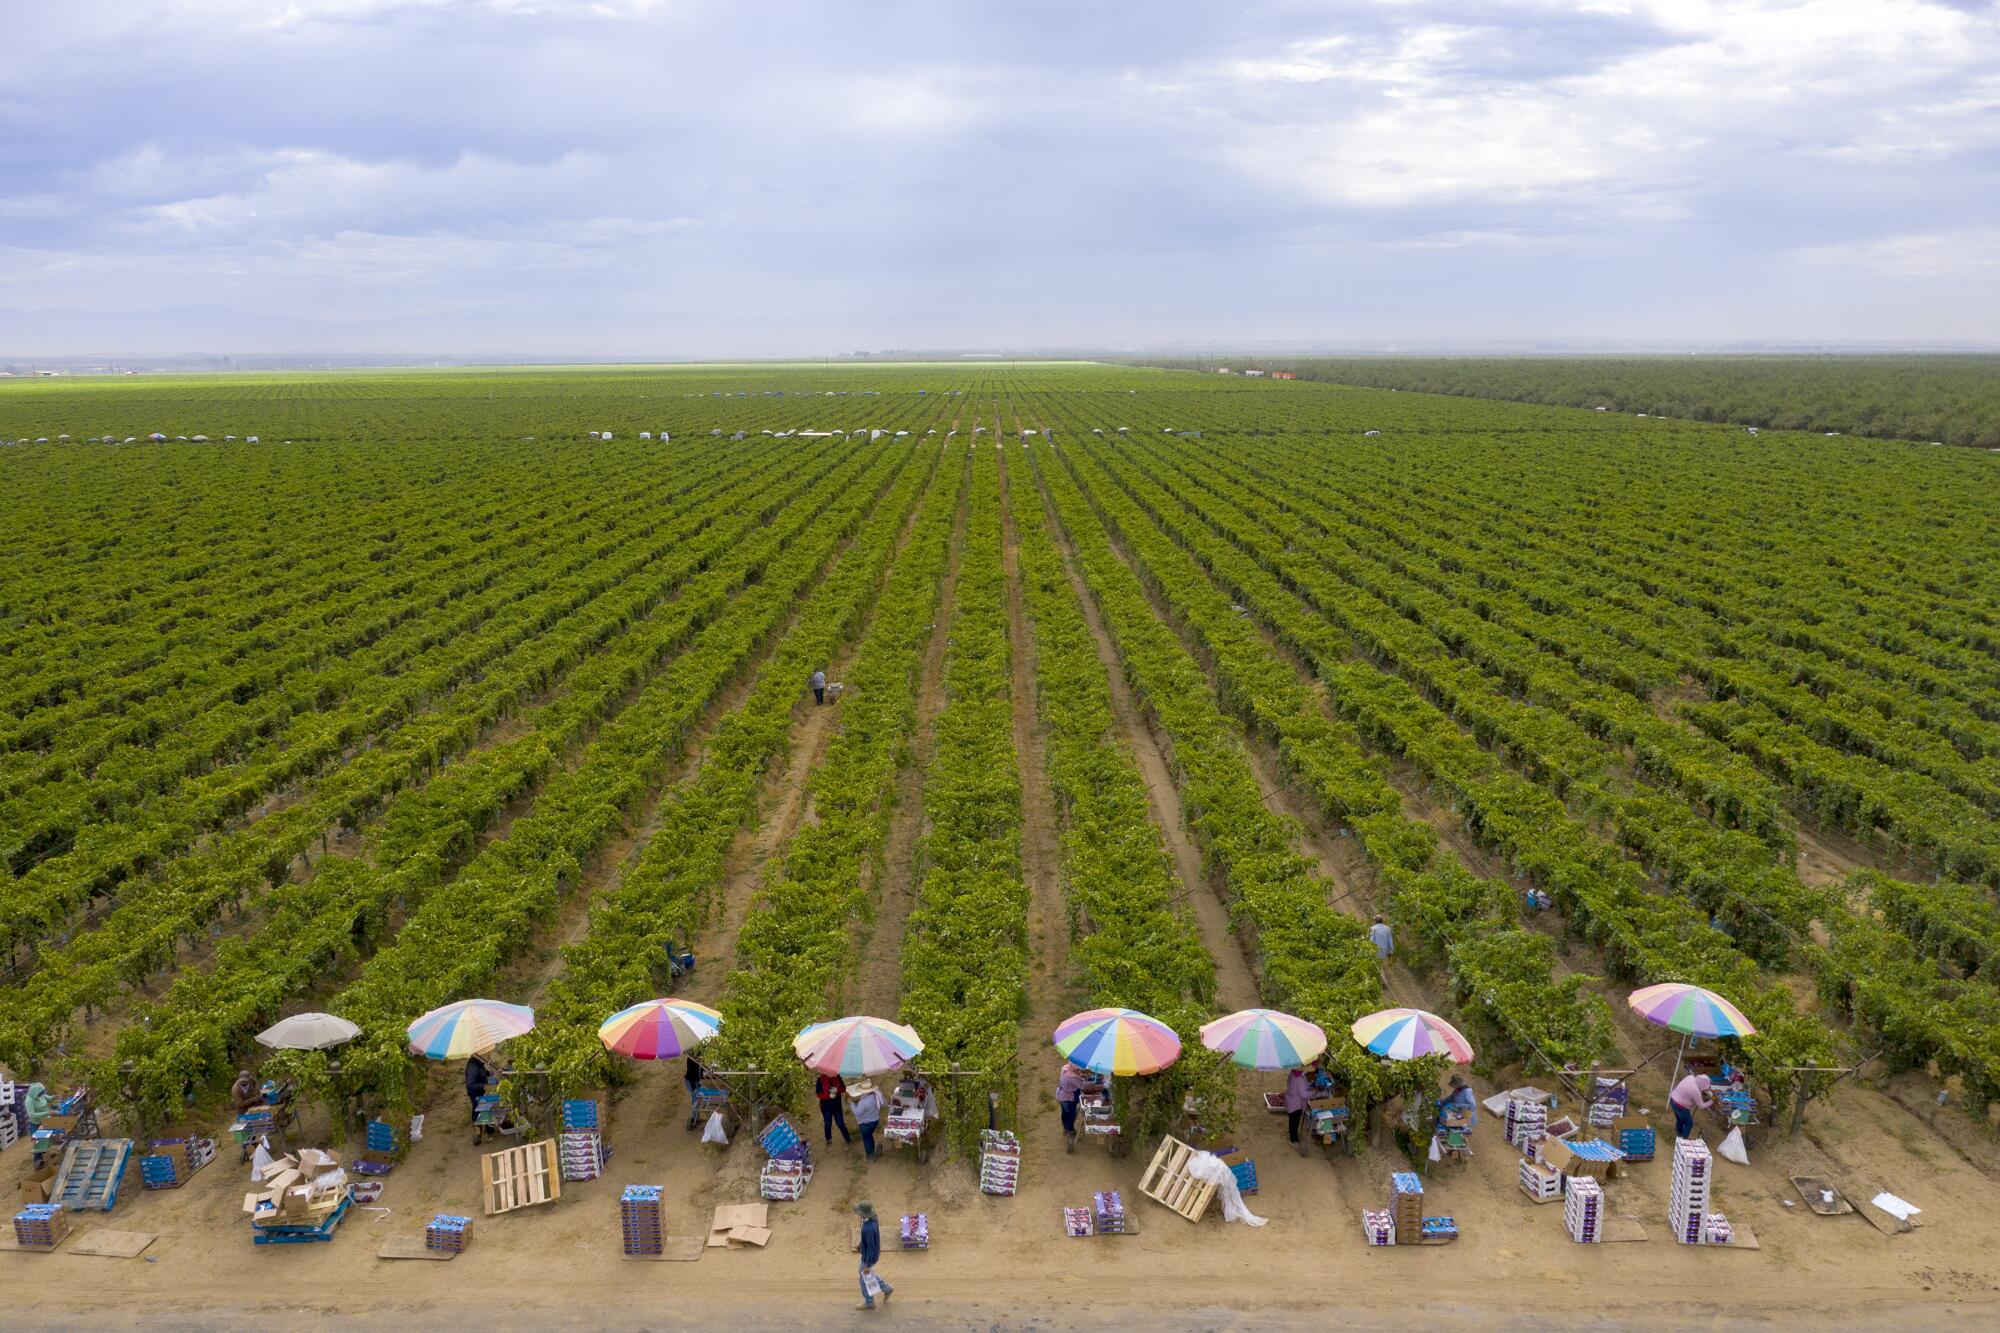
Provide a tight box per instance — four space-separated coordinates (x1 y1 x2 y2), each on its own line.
1436 1074 1478 1132
853 1200 894 1310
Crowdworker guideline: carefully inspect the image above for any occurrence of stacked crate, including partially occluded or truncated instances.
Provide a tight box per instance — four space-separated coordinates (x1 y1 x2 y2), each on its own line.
1361 1208 1396 1247
1389 1171 1424 1245
559 1099 605 1183
0 1080 22 1151
1564 1176 1604 1243
1669 1137 1712 1245
1703 1212 1734 1245
1618 1122 1656 1162
140 1135 216 1190
355 1119 401 1176
1505 1098 1549 1152
758 1158 813 1201
13 1204 66 1251
1587 1079 1627 1130
1092 1190 1126 1235
425 1214 473 1254
619 1186 664 1258
979 1129 1020 1197
1519 1157 1562 1204
899 1213 930 1250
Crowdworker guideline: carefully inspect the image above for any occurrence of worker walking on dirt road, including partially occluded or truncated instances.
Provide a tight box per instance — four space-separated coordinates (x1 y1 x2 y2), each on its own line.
1370 915 1394 961
853 1201 894 1311
810 668 827 705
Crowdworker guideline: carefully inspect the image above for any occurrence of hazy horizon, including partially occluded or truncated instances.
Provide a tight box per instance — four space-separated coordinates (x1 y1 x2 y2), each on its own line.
7 1 1998 357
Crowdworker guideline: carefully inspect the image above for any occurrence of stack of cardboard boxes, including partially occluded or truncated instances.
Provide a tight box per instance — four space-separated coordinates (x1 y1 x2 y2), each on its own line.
1669 1137 1711 1245
140 1135 217 1190
242 1147 345 1230
1389 1171 1424 1245
1564 1176 1604 1243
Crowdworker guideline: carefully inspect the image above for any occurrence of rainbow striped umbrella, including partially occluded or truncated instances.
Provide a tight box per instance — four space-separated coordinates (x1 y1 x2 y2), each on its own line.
1199 1008 1327 1071
1627 983 1756 1039
598 998 722 1061
406 999 535 1061
1350 1007 1474 1064
1052 1008 1182 1076
793 1016 924 1078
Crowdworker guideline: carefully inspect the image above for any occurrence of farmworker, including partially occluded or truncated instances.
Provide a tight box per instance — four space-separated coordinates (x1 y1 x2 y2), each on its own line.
684 1051 707 1129
465 1053 492 1121
1057 1060 1088 1152
852 1200 894 1311
810 668 828 706
24 1082 52 1166
231 1070 262 1161
1436 1074 1477 1131
24 1082 52 1131
817 1071 853 1146
1370 915 1394 961
851 1080 884 1162
1284 1065 1312 1156
1670 1073 1714 1140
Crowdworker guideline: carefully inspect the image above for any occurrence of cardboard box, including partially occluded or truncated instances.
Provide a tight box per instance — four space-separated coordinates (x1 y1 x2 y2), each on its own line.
19 1166 56 1205
1540 1137 1615 1181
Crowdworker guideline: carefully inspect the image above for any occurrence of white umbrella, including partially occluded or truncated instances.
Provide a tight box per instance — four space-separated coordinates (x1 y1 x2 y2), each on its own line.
256 1012 362 1051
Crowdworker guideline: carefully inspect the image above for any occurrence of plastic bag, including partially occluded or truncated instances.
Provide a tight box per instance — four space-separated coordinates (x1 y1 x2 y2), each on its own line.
1428 1137 1443 1162
408 1113 425 1143
250 1140 275 1182
1717 1126 1749 1166
862 1271 884 1299
701 1111 730 1146
1185 1150 1267 1227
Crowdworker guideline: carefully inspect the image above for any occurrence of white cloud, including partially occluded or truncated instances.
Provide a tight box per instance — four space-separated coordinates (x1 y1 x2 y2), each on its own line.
1798 229 2000 279
1216 0 1998 214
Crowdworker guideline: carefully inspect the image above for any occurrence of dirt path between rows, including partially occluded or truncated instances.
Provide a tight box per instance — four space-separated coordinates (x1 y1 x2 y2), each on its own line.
1000 442 1077 1148
844 445 970 1019
1026 449 1259 1015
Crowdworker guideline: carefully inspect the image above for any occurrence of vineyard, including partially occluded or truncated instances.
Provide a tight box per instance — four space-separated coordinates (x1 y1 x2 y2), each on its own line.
2 362 1997 1321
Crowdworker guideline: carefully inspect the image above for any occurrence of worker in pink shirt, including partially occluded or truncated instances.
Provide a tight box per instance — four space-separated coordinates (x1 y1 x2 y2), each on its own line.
1670 1073 1714 1140
1283 1066 1312 1156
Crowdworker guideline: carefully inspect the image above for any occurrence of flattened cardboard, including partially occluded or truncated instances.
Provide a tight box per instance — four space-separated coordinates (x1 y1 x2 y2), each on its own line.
68 1229 156 1258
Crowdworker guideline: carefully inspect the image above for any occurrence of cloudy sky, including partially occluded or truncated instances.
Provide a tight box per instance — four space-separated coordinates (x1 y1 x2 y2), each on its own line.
4 0 1997 355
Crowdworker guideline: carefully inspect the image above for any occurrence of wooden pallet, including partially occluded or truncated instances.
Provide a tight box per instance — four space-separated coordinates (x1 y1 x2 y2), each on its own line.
1137 1136 1216 1223
481 1139 561 1215
52 1139 133 1213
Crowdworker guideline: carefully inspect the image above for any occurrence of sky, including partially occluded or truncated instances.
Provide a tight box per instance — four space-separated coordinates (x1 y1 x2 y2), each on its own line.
3 0 1998 356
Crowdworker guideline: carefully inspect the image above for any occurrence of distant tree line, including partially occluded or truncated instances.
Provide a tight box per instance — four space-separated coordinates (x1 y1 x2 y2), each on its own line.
1129 355 2000 448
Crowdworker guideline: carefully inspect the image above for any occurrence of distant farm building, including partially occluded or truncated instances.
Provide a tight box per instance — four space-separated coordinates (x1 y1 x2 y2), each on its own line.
1271 370 1297 380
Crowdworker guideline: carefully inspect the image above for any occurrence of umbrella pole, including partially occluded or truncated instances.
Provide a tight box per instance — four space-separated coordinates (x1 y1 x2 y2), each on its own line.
1669 1033 1687 1096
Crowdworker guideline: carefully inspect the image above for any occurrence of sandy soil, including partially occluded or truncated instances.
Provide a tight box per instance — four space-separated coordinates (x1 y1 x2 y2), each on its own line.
5 1047 1994 1332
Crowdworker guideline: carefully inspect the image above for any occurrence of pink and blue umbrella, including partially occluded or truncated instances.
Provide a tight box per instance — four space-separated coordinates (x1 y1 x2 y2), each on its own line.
406 999 535 1060
1052 1008 1182 1076
1626 983 1756 1039
793 1016 924 1078
1199 1008 1327 1071
599 998 722 1060
1350 1007 1474 1064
